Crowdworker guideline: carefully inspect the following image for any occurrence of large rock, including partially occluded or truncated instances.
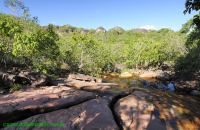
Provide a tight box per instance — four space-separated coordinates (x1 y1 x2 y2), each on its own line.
3 99 119 130
52 78 134 102
0 86 95 123
66 79 133 97
114 91 166 130
0 72 31 86
19 70 51 87
54 77 126 94
139 70 170 80
0 70 51 88
139 71 158 79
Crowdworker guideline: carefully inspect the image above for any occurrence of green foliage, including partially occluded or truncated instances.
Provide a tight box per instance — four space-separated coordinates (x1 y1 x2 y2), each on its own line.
12 24 60 73
0 13 187 76
0 14 59 73
121 29 186 68
3 0 30 19
58 26 186 76
184 0 200 14
193 14 200 28
175 3 200 76
0 13 22 53
180 19 194 33
58 32 114 76
9 83 22 92
175 28 200 74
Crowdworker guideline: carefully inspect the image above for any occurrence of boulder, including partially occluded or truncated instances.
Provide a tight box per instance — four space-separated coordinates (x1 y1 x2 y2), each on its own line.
156 71 171 81
19 70 51 87
139 71 158 79
3 99 119 130
114 91 166 130
0 72 31 86
0 86 95 123
139 70 170 80
0 70 51 88
119 72 133 78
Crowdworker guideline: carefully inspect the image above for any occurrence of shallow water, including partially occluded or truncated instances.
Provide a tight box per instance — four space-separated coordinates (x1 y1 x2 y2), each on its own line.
103 73 200 130
103 73 158 89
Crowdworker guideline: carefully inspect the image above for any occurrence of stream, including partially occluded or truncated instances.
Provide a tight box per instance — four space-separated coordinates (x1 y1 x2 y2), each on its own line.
103 72 169 90
103 72 200 129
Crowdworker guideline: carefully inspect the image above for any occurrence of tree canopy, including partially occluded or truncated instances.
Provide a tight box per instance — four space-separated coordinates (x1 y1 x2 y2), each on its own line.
184 0 200 14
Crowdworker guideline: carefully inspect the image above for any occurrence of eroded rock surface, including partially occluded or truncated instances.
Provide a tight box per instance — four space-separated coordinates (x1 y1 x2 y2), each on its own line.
53 77 133 98
0 70 51 88
1 73 200 130
67 73 102 83
114 91 166 130
18 70 51 87
3 99 119 130
0 86 95 123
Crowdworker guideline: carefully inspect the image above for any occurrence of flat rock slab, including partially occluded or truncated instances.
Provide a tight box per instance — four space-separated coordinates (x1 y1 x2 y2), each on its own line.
114 91 166 130
0 86 95 123
3 99 119 130
66 79 134 95
67 73 102 83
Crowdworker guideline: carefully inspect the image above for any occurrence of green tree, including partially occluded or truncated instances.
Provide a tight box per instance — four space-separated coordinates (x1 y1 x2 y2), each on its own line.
3 0 30 19
13 25 59 73
184 0 200 14
0 14 22 53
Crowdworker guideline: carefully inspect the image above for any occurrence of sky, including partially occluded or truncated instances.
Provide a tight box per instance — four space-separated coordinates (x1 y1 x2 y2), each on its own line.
0 0 197 31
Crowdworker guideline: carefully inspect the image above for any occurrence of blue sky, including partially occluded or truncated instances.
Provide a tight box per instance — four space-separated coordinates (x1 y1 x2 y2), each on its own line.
0 0 197 31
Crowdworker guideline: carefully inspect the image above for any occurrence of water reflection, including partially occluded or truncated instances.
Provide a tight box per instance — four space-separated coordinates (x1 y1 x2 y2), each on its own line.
103 73 200 130
103 73 173 91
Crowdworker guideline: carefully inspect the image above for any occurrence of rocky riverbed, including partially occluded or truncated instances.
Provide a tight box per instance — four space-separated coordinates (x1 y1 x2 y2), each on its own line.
0 72 200 130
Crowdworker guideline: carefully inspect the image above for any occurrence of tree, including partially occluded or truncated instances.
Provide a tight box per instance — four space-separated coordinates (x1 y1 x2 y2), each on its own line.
12 24 60 72
184 0 200 14
184 0 200 29
0 14 22 53
3 0 30 19
179 19 193 33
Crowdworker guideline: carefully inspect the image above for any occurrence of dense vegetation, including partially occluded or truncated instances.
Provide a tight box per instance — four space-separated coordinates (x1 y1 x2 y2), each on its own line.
1 0 200 78
0 13 187 76
174 0 200 77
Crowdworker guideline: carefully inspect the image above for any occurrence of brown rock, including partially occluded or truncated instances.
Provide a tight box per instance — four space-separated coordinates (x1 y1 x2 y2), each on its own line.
114 91 166 130
19 70 51 87
139 71 158 78
0 73 31 86
66 79 130 96
67 73 102 83
3 99 119 130
0 86 95 123
138 70 170 80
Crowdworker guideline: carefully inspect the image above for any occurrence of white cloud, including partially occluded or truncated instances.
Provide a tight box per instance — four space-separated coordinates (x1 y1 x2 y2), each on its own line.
139 25 157 30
